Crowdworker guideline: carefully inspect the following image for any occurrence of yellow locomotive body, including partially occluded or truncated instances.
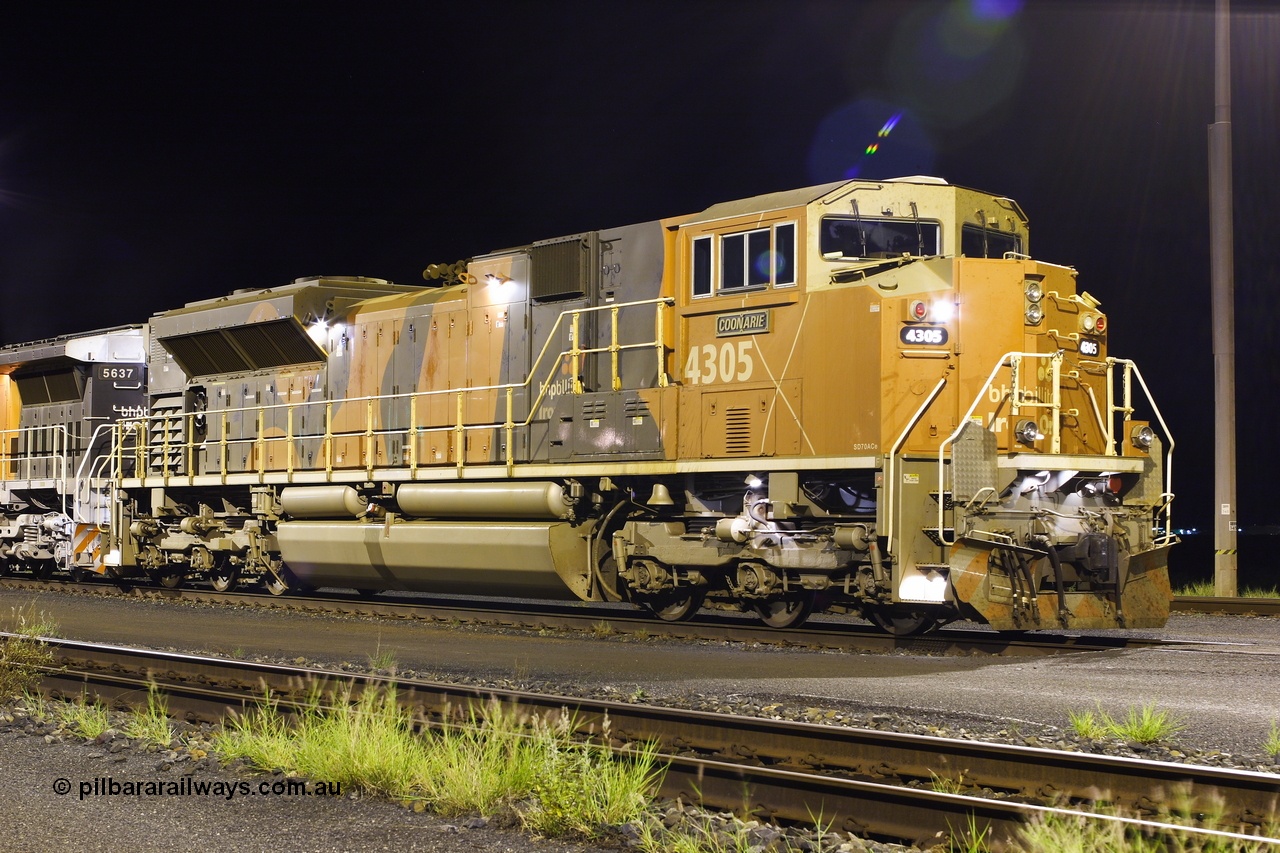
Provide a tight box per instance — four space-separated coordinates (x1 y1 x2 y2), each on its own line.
0 177 1174 632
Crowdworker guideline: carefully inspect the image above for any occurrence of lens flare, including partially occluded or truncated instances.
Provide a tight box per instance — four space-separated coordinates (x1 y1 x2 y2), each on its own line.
754 250 788 280
806 100 934 183
971 0 1023 21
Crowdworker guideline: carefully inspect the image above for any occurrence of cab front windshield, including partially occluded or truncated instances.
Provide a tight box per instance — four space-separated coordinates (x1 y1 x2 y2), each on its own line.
820 216 940 260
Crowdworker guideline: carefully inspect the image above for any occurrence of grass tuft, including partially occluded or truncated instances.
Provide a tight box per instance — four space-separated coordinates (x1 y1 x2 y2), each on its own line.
7 604 61 639
520 713 663 837
215 687 663 837
1264 721 1280 759
1175 581 1280 598
930 769 969 795
57 695 114 739
1068 708 1109 740
948 813 992 853
1104 703 1184 744
0 640 54 699
1068 703 1183 744
123 685 173 745
366 640 397 674
0 607 58 699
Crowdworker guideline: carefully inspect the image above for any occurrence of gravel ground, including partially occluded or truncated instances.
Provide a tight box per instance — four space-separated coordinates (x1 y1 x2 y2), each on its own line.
2 586 1278 851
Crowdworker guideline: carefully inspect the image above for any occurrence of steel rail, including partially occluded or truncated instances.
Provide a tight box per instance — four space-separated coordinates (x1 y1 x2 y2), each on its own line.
1173 595 1280 618
0 577 1182 657
19 634 1279 846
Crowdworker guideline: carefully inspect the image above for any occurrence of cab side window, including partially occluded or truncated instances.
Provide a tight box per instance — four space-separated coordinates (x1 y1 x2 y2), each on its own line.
691 222 796 298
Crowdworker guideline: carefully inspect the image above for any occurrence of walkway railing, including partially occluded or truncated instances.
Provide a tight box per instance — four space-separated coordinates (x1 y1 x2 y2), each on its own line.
107 296 675 485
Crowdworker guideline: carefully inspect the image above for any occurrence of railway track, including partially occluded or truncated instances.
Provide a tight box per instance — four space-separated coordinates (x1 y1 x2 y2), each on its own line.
1173 596 1280 618
0 577 1185 658
18 634 1280 849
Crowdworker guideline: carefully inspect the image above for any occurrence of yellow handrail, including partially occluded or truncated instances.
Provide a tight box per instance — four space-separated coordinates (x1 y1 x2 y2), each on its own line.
107 296 675 484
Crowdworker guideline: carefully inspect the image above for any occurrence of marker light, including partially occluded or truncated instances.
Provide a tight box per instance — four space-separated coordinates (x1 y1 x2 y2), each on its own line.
1081 313 1096 332
306 319 329 346
1094 314 1106 333
910 300 928 321
930 300 954 323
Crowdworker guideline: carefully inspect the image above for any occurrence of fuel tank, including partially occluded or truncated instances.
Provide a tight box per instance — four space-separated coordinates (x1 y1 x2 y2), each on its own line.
276 519 594 598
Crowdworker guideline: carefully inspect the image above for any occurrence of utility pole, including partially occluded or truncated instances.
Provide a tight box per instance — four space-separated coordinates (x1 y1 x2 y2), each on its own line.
1209 0 1237 595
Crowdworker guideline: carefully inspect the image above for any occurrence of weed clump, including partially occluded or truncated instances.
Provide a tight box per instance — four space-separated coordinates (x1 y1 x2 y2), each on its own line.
1068 702 1184 744
0 607 58 699
1264 722 1280 759
214 687 662 837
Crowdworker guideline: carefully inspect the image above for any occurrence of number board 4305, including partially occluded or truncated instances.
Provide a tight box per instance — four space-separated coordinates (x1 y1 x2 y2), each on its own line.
899 326 949 346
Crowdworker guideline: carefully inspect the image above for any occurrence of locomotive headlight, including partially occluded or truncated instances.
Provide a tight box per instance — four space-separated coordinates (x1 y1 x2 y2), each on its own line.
1023 280 1044 303
1130 424 1155 450
1025 303 1044 325
1015 418 1043 447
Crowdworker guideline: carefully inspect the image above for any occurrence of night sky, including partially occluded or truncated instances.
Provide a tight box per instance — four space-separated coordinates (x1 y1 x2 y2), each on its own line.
2 1 1278 540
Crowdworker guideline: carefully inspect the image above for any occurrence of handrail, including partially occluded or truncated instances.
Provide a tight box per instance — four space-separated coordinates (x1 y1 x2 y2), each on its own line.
882 377 946 550
1106 357 1177 539
70 423 120 523
110 296 675 483
0 425 72 517
934 351 1024 547
934 352 1175 548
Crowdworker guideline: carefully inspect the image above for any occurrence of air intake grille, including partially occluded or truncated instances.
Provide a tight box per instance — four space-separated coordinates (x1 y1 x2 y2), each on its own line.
724 407 752 455
160 319 323 377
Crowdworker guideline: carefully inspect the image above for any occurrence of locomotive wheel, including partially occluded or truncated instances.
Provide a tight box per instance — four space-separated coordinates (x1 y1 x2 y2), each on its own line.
157 570 184 589
639 590 704 622
867 607 938 636
263 574 289 596
754 592 815 629
209 560 238 592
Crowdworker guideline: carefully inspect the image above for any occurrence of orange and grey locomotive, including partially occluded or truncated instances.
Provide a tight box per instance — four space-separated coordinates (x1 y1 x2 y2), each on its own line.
0 177 1176 633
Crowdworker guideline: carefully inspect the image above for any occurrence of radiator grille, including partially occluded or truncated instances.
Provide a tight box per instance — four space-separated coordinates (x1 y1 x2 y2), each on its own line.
530 234 594 302
161 318 323 377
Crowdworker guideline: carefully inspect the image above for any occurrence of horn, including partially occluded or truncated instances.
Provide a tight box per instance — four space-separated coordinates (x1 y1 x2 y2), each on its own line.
647 484 674 506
